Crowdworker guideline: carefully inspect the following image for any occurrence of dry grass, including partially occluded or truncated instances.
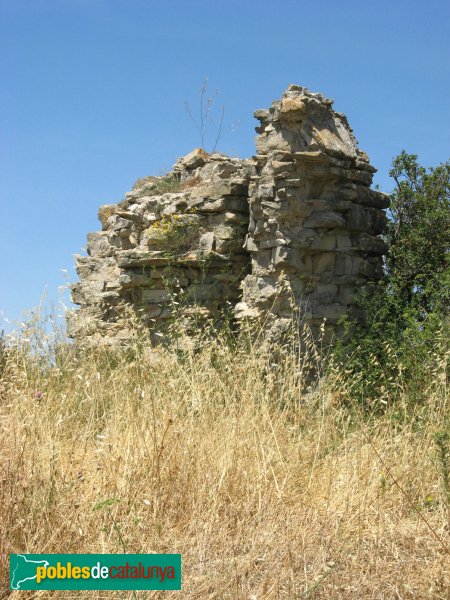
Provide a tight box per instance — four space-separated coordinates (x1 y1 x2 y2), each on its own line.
0 318 449 599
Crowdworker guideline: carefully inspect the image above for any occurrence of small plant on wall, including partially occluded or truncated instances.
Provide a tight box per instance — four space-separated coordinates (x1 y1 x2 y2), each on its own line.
184 78 225 153
145 211 201 257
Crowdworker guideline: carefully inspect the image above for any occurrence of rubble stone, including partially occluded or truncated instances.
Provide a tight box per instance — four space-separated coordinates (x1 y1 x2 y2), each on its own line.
68 85 389 346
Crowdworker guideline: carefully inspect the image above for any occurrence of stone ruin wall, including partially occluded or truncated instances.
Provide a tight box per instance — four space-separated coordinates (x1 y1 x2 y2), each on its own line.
68 150 254 345
68 85 390 346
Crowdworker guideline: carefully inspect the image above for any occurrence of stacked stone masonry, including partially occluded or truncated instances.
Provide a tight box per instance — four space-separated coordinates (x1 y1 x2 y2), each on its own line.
68 85 389 345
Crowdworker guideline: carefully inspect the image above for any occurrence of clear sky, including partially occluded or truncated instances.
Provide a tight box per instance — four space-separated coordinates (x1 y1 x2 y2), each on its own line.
1 0 449 330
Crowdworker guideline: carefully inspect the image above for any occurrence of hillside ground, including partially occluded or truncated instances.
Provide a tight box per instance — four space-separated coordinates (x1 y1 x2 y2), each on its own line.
1 317 448 599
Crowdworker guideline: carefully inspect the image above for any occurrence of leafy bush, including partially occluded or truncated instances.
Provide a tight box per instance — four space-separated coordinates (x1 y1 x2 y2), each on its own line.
388 151 449 313
333 152 449 411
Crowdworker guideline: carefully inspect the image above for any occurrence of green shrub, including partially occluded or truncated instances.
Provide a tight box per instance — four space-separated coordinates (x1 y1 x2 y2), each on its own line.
332 152 449 412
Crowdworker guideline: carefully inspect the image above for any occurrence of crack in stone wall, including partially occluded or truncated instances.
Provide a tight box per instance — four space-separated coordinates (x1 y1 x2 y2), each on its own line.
68 85 389 346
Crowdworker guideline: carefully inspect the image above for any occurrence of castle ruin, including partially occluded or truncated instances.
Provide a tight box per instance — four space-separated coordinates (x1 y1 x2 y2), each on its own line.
67 85 389 346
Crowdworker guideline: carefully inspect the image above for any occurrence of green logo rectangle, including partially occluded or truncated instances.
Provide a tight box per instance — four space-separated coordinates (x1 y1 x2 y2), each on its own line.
10 554 181 590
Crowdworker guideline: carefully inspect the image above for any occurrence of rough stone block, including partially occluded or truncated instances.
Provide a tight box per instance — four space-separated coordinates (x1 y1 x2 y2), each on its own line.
303 211 345 229
311 233 336 251
141 289 171 304
87 232 113 257
313 253 335 273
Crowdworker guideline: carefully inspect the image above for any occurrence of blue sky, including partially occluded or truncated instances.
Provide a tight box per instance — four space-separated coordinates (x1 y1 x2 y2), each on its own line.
1 0 449 329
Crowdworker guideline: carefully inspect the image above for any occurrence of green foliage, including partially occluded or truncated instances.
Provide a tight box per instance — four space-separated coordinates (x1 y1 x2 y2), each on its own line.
93 498 121 511
333 152 449 411
388 151 450 313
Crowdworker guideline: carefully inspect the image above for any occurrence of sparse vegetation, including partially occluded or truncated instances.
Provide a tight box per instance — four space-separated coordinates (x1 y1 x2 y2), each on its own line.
146 212 201 256
140 174 183 197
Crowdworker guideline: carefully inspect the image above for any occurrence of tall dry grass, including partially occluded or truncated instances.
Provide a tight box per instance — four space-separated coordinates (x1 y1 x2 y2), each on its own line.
0 315 449 599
